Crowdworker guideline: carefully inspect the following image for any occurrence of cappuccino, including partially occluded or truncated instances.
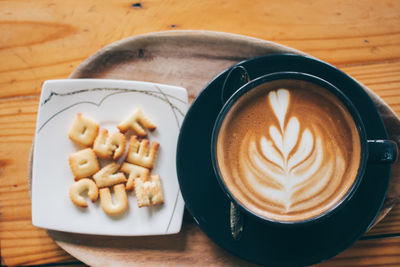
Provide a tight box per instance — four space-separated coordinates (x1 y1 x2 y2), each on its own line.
216 79 361 222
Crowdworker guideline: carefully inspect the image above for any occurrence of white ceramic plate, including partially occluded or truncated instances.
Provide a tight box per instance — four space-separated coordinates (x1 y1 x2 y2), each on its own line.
32 79 188 236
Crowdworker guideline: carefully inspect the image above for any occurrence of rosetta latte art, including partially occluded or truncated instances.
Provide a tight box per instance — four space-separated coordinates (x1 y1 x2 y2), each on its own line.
218 82 361 222
240 89 346 215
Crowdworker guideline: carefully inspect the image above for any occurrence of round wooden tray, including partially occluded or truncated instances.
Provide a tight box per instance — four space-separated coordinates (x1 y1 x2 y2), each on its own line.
29 30 400 266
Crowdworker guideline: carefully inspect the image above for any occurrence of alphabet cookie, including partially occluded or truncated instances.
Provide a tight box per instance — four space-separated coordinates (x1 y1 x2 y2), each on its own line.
93 162 127 188
117 108 156 137
93 129 126 160
67 108 165 217
126 136 159 169
69 148 100 180
69 178 99 208
68 113 99 147
135 174 164 207
121 162 150 191
100 184 128 216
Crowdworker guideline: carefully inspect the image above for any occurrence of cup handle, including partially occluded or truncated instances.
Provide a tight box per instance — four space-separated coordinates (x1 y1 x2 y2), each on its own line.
221 65 250 105
368 140 398 163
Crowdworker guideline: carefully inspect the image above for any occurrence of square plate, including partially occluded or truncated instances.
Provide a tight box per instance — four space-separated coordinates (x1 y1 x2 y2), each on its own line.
32 79 188 236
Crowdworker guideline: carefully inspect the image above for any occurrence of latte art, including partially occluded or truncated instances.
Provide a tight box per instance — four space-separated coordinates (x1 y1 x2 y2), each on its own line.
217 80 361 222
242 89 344 213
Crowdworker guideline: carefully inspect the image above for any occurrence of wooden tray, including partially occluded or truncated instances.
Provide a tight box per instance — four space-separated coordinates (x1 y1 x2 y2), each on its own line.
29 30 400 266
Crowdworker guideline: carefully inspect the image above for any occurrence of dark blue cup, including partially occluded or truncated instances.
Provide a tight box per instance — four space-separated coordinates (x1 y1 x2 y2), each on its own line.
211 70 398 226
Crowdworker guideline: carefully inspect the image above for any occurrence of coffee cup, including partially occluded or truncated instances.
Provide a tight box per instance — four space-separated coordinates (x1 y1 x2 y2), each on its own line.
211 69 398 225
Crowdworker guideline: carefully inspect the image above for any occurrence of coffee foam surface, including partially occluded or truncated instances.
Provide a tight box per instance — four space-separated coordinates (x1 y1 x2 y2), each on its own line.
217 80 361 222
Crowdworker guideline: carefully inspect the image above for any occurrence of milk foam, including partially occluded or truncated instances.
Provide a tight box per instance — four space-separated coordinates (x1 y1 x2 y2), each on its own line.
241 89 343 212
217 83 361 222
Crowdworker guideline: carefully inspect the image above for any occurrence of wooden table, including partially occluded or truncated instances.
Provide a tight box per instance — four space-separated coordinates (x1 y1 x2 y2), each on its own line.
1 0 400 266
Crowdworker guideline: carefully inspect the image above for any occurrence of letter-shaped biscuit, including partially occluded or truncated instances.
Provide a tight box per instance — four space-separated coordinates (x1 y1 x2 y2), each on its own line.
93 162 127 188
126 136 159 169
69 178 99 208
120 162 150 191
135 174 164 207
69 148 100 180
93 129 126 160
100 184 128 216
117 108 156 137
68 113 99 147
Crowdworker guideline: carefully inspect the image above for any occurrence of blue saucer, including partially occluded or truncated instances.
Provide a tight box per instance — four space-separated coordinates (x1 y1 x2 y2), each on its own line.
176 54 392 266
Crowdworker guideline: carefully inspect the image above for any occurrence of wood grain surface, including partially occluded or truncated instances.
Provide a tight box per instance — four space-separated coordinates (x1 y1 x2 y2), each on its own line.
1 0 400 266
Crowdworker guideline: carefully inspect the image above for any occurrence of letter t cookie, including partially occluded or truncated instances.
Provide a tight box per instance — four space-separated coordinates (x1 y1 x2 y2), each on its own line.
117 108 156 137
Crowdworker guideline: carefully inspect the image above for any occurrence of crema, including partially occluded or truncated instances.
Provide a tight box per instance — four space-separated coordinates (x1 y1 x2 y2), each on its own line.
216 79 361 222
